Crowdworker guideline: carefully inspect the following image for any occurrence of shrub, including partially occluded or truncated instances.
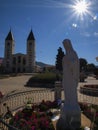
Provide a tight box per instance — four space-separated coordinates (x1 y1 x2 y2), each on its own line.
26 72 62 87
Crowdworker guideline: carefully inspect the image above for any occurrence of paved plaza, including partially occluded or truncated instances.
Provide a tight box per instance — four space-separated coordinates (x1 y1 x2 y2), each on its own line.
0 74 98 105
0 74 38 94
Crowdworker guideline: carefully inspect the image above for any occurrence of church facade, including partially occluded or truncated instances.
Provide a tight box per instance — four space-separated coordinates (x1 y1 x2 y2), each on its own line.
3 30 36 73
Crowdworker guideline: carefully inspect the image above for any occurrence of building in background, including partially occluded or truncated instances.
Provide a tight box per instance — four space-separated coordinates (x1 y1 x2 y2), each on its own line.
0 58 3 66
3 30 36 73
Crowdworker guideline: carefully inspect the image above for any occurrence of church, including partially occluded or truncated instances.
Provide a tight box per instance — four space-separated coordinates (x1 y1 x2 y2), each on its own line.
3 30 36 73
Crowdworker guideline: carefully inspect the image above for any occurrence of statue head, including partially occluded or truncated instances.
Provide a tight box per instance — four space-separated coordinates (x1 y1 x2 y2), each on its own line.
62 39 73 51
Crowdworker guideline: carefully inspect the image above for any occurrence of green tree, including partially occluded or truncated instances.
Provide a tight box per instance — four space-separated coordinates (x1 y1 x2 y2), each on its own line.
87 63 96 73
79 58 88 72
55 47 65 72
94 67 98 75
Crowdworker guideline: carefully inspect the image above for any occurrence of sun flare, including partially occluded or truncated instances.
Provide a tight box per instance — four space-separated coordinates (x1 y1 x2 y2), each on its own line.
74 1 87 14
72 0 90 18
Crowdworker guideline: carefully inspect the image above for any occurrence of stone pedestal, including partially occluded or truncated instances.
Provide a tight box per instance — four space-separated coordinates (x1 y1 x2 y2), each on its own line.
57 103 81 130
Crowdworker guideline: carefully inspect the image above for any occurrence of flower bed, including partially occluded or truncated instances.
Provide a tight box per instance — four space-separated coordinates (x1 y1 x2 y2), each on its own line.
3 100 98 130
8 100 59 130
80 85 98 97
84 85 98 89
79 102 98 130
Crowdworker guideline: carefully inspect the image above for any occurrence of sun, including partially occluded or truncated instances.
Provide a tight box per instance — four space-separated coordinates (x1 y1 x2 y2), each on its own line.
74 1 87 14
72 0 90 18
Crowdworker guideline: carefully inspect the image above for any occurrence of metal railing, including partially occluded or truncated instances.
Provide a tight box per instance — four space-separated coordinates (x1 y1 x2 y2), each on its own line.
0 88 55 130
0 88 98 130
0 89 54 115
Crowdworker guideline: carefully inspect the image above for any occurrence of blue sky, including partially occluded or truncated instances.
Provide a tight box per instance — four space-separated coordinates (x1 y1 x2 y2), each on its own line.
0 0 98 65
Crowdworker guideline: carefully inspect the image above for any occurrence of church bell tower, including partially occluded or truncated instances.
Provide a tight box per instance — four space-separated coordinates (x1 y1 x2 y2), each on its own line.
26 30 36 72
4 30 15 73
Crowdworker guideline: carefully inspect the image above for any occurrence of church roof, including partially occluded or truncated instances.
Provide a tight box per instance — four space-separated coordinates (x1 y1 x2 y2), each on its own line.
5 30 14 41
27 30 35 41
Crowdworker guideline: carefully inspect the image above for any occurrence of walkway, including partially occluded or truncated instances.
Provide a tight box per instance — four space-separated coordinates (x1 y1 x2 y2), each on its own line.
0 74 98 105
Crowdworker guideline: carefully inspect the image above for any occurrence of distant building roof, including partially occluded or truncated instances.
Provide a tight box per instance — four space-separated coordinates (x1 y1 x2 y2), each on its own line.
27 30 35 41
5 30 14 41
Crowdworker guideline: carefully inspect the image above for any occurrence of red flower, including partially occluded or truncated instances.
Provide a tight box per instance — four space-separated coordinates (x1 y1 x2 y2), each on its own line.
96 112 98 117
9 100 56 130
31 126 35 130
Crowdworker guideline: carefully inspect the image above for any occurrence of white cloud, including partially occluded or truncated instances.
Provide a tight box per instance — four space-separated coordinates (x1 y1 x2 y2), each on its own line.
81 32 98 38
94 32 98 37
81 32 91 37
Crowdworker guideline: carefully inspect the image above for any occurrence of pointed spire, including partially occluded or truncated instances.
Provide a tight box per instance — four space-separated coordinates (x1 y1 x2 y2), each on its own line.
5 30 14 41
27 30 35 41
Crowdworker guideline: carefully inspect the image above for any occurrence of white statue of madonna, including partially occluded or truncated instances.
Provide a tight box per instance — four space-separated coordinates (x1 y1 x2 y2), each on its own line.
62 39 79 104
57 39 81 130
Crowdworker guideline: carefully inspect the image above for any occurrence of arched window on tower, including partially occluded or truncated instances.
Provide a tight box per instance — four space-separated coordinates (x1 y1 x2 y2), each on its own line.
29 42 32 46
7 42 10 46
29 42 32 51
